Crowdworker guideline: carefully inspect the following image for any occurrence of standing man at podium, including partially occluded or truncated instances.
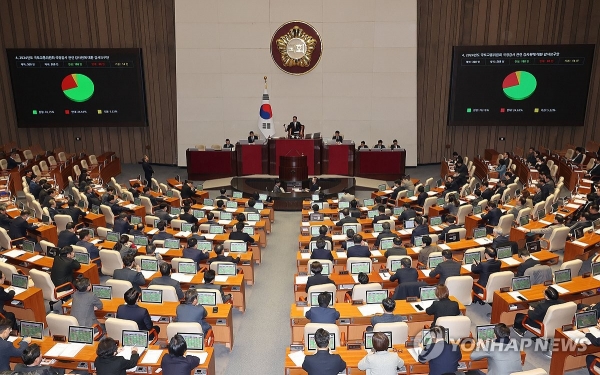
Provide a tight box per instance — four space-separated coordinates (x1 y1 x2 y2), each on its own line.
287 116 303 138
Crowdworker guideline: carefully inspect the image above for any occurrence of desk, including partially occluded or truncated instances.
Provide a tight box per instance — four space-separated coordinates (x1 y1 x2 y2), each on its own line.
236 142 268 175
322 142 355 175
186 149 237 180
564 231 600 262
82 212 107 228
63 298 235 349
269 138 322 176
550 329 600 375
289 299 466 342
354 149 406 180
491 276 600 325
4 287 47 325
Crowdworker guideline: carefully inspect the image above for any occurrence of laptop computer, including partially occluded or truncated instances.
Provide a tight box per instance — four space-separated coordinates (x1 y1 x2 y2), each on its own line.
420 286 438 302
20 321 43 340
310 213 324 221
131 216 142 225
310 291 334 306
22 240 35 253
342 224 358 234
436 198 445 206
379 238 394 250
92 285 112 300
421 328 449 346
363 199 374 206
445 232 459 243
338 201 350 209
430 216 443 226
247 213 261 222
141 259 158 273
350 261 371 274
473 227 487 239
364 331 392 350
178 262 197 275
73 252 90 265
414 236 423 247
428 256 444 269
11 274 28 293
242 226 254 235
153 219 160 228
203 199 214 206
68 326 94 345
170 207 181 216
404 220 415 229
209 226 224 234
41 214 51 224
511 276 531 291
106 231 120 242
593 262 600 277
367 210 378 219
196 291 217 306
91 205 100 214
365 290 388 304
575 311 598 329
180 332 204 352
193 210 205 219
475 324 496 342
164 239 181 249
134 236 149 246
393 207 405 216
196 184 203 191
373 223 384 233
218 212 232 221
473 205 483 215
232 191 242 199
226 201 238 209
519 215 530 226
216 263 236 276
181 223 193 232
197 241 212 251
307 332 335 351
230 242 247 253
554 269 571 284
122 330 149 348
496 246 513 259
526 240 541 253
464 251 481 265
389 259 404 272
166 190 174 198
140 289 163 304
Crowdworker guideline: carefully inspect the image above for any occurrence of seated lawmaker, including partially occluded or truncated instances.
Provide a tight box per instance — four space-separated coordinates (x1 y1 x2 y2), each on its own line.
117 288 160 339
305 292 339 324
272 179 285 193
311 239 333 262
332 131 343 143
223 139 234 149
301 328 346 375
287 116 303 138
390 139 401 150
248 131 259 143
425 285 460 325
512 286 564 337
373 140 385 149
229 222 255 243
389 257 417 284
305 261 335 293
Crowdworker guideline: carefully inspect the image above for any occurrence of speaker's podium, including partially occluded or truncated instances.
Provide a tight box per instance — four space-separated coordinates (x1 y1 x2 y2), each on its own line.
268 138 322 177
279 155 308 184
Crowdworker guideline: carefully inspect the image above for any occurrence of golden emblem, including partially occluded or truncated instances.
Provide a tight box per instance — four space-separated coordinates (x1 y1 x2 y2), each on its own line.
275 26 317 68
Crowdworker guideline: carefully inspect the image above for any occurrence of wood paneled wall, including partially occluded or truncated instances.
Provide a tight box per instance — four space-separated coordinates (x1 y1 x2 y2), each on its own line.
0 0 176 164
417 0 600 164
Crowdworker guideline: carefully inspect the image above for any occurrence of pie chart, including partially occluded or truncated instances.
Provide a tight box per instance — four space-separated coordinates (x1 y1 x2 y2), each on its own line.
502 71 537 100
61 73 94 102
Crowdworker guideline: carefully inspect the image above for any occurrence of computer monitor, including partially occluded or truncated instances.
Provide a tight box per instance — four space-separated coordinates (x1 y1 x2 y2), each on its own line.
178 262 197 274
133 197 141 206
436 179 442 187
593 262 600 277
258 194 268 201
311 194 320 201
363 199 375 206
421 328 449 346
350 262 371 274
464 251 481 265
232 191 243 199
153 219 160 228
407 190 414 198
20 321 43 340
254 202 264 210
84 228 95 238
379 238 394 250
373 223 384 233
166 190 174 197
473 205 483 215
310 263 330 275
106 231 120 242
203 199 214 206
378 184 387 191
367 210 380 219
574 227 584 240
338 201 350 209
364 331 392 350
428 256 444 269
73 252 90 265
197 241 212 251
76 199 86 209
164 239 181 249
12 274 28 289
217 263 237 276
393 207 405 216
473 227 486 239
537 209 546 220
134 236 149 246
122 330 149 348
47 246 59 258
437 198 445 206
220 212 233 221
226 201 238 209
41 214 50 224
496 246 512 259
141 259 158 272
310 213 324 221
424 185 431 193
342 224 358 234
445 232 459 243
242 226 255 235
91 205 100 214
180 332 204 351
430 216 443 226
229 242 247 253
390 259 404 272
92 285 112 300
404 220 415 229
310 226 321 236
526 240 541 253
22 240 35 253
594 218 600 230
365 290 388 304
519 215 530 226
181 223 193 232
310 291 334 306
511 276 531 291
476 325 496 342
419 286 438 301
307 332 335 351
247 213 260 222
209 225 224 234
193 210 205 219
196 184 204 191
121 193 129 201
576 311 598 329
414 236 423 247
170 207 181 215
554 269 571 284
140 289 163 303
130 216 142 225
196 291 217 306
68 326 94 345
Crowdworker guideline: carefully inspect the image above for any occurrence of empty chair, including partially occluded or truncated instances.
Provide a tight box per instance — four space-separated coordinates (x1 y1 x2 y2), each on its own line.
99 250 124 277
544 195 555 214
73 165 81 180
171 257 196 271
0 228 22 250
30 200 43 220
372 322 409 345
515 208 532 226
39 240 56 254
46 313 79 337
148 285 179 302
498 214 514 235
532 201 545 220
47 156 57 167
151 178 160 192
420 197 437 217
81 159 89 170
159 183 169 194
106 279 133 298
171 219 185 231
195 145 206 151
105 317 157 345
456 205 473 225
211 145 222 150
172 189 182 205
100 205 115 226
96 227 110 239
88 155 98 166
30 269 75 312
560 259 583 277
445 276 474 306
223 240 244 252
436 316 471 340
23 150 33 160
145 215 159 226
541 227 570 252
473 271 513 304
140 196 154 215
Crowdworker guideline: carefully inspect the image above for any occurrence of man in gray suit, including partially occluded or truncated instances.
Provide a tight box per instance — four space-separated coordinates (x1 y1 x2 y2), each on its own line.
470 323 522 375
244 199 260 213
70 276 103 328
113 254 146 292
429 250 461 284
148 262 184 300
175 289 212 334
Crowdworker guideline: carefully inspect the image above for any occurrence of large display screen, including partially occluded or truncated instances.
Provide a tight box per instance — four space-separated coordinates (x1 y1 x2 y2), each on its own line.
448 44 595 126
6 48 147 128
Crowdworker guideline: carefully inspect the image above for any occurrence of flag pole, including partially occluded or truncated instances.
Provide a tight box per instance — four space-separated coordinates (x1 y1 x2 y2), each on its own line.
264 76 267 89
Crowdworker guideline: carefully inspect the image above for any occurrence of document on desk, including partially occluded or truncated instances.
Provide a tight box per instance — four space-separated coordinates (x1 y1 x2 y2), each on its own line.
489 178 499 183
214 275 229 283
539 220 551 225
296 276 308 284
6 208 19 212
27 255 43 262
574 199 587 205
202 206 215 211
384 190 394 194
474 238 493 245
147 228 159 235
332 235 346 241
501 258 521 266
438 244 450 250
410 300 434 311
300 253 310 259
398 229 412 235
360 207 369 211
411 246 422 253
465 195 477 200
589 327 600 337
370 250 382 257
140 349 163 364
46 342 86 358
427 191 437 196
246 221 257 226
141 270 156 279
170 273 194 283
550 284 569 294
379 272 390 280
150 315 161 322
124 204 137 210
473 214 482 219
7 336 17 342
175 231 193 237
420 269 431 277
118 346 146 360
11 286 27 296
371 233 379 238
563 330 591 345
430 226 442 232
154 247 170 255
225 208 237 213
3 250 25 258
566 203 581 209
507 291 527 301
186 351 209 363
572 240 588 247
358 304 384 316
530 255 539 261
515 227 528 232
336 252 347 259
203 234 217 240
462 264 472 272
288 350 306 367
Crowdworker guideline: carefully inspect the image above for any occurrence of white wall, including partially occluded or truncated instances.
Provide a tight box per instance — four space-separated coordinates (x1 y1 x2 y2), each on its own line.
175 0 417 167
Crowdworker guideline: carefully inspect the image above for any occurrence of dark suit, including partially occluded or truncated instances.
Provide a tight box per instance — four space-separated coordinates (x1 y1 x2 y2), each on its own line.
62 206 85 224
310 235 333 247
516 258 540 277
5 157 19 170
208 254 240 264
182 247 209 266
347 245 371 258
57 230 79 248
376 230 397 247
332 135 343 143
372 214 390 224
384 246 407 257
429 260 461 284
86 192 102 208
113 267 146 292
9 216 36 240
229 231 255 243
142 161 154 184
113 218 132 235
288 122 302 135
154 209 172 224
181 185 195 200
175 303 211 334
305 274 335 293
95 352 140 375
311 248 334 261
410 225 429 245
441 224 460 240
0 337 28 371
514 299 565 330
50 256 81 289
149 276 184 300
573 153 584 164
389 267 418 284
0 214 12 232
179 212 198 224
492 235 519 255
482 207 502 226
117 304 153 331
425 297 460 325
110 202 129 215
29 181 42 199
76 240 100 265
471 259 502 293
541 184 553 200
161 354 200 374
305 306 340 323
481 188 494 201
302 350 346 375
417 192 428 207
248 135 258 143
152 230 174 243
418 341 461 375
335 216 359 226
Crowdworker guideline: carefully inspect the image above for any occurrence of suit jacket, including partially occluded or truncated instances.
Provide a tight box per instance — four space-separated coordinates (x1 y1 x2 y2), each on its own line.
50 256 81 288
0 213 11 232
76 240 100 264
182 247 209 266
71 290 103 327
392 281 428 300
410 225 429 245
149 276 184 300
302 350 346 375
181 185 195 199
95 353 140 375
390 186 403 200
113 219 132 236
371 312 406 326
0 337 28 371
175 303 212 334
471 259 502 287
117 304 153 331
376 230 397 247
305 306 340 323
482 208 502 226
9 216 35 240
61 206 85 224
470 341 522 375
229 231 254 243
441 224 460 239
248 135 258 143
13 363 54 375
372 214 390 224
335 216 359 226
179 212 198 224
418 341 461 375
161 354 200 374
110 202 129 215
589 163 600 177
5 157 19 170
310 235 333 247
113 267 146 292
425 298 461 325
244 207 259 213
154 209 172 224
429 260 461 284
57 230 79 248
86 192 102 208
417 192 428 207
573 153 584 164
208 254 240 264
152 230 174 243
517 258 540 276
311 248 334 261
389 267 418 284
0 286 14 314
305 274 335 293
384 246 407 258
142 161 154 175
492 235 519 255
526 299 565 328
347 245 371 258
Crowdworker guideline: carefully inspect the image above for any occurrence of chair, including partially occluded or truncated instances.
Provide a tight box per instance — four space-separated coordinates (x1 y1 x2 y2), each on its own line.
71 244 88 254
303 323 342 347
565 149 575 159
0 263 32 287
73 165 81 180
23 150 33 161
510 370 547 375
445 276 474 306
54 214 73 232
541 227 570 252
306 259 334 274
151 178 160 192
140 196 154 215
346 283 383 302
424 252 443 267
515 208 531 226
472 271 513 303
172 257 196 271
587 158 597 170
386 256 412 271
171 219 185 231
211 145 222 150
209 261 237 275
159 183 169 194
462 247 485 263
346 257 373 273
105 317 158 345
448 228 466 240
223 240 244 252
524 265 553 285
47 156 57 167
0 159 8 171
0 228 24 250
39 240 55 254
477 199 488 209
560 259 583 277
30 200 43 220
106 279 133 298
544 195 555 214
81 159 89 170
420 197 437 217
523 302 577 343
89 155 98 166
455 205 473 225
372 322 409 344
47 313 103 339
29 269 74 312
490 194 501 204
166 322 203 340
96 227 110 239
424 178 434 190
100 204 115 226
498 214 514 235
99 250 124 276
148 285 180 302
307 284 337 306
172 189 182 205
145 215 159 226
436 316 471 340
195 145 206 151
532 201 546 220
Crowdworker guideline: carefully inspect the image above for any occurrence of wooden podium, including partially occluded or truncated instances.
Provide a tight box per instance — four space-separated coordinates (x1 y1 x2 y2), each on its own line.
279 155 308 182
